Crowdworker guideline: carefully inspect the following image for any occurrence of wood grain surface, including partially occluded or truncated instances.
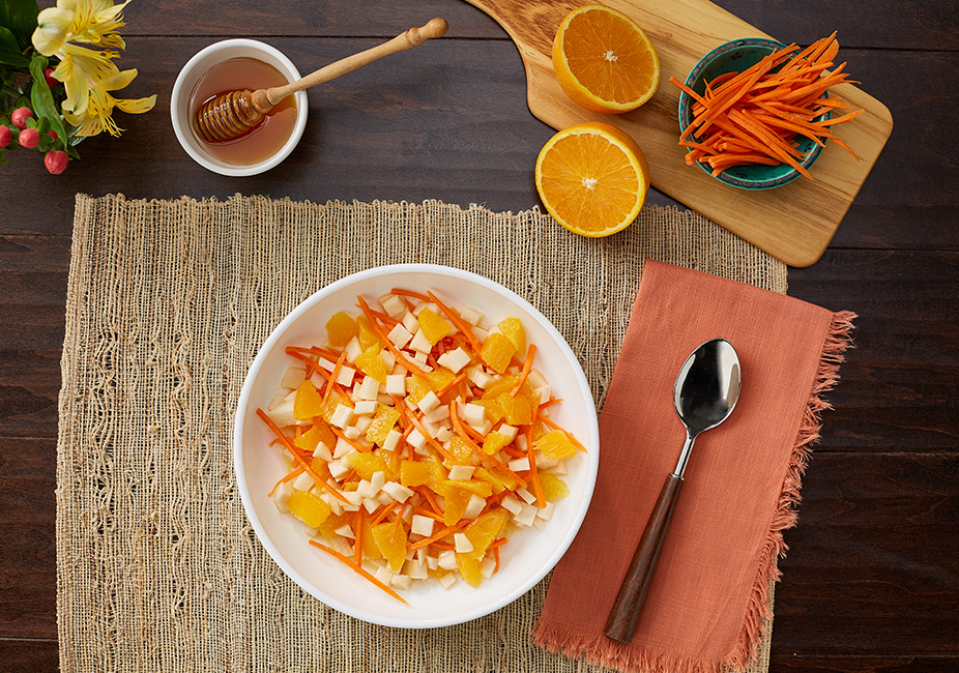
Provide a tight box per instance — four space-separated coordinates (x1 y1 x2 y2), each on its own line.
464 0 894 267
0 1 956 671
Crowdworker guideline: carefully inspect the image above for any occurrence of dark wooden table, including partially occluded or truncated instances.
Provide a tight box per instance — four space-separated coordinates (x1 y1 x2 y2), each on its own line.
1 1 956 671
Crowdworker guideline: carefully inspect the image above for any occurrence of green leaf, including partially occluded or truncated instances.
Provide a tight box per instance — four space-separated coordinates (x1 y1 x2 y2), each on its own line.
28 51 67 148
0 0 40 52
0 25 29 68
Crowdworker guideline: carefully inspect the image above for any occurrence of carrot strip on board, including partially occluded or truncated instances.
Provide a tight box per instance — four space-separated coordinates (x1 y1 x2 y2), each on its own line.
309 540 409 605
256 408 350 504
671 34 863 176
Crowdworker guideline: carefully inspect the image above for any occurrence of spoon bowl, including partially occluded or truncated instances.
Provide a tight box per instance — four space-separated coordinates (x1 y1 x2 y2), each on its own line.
605 338 741 643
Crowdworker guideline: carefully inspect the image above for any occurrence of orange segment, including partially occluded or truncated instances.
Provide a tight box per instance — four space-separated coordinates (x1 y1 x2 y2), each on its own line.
287 490 332 529
417 307 453 345
552 4 660 114
463 509 509 560
480 332 516 374
371 521 408 572
535 122 650 237
293 380 324 420
326 311 358 348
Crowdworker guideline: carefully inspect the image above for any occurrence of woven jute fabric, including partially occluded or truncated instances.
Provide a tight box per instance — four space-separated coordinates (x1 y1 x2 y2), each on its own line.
57 193 786 673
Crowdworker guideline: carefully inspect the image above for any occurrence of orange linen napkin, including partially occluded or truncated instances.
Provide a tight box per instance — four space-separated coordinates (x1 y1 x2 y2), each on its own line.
533 260 855 673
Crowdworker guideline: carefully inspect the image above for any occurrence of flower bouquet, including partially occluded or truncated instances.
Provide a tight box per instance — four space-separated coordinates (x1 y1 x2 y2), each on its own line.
0 0 155 173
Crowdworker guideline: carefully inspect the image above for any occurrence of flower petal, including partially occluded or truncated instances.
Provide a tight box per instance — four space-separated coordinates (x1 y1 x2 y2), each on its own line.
32 7 74 55
114 93 156 114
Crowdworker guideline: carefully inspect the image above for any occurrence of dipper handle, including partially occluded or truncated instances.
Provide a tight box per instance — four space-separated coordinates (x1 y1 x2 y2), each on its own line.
257 17 449 109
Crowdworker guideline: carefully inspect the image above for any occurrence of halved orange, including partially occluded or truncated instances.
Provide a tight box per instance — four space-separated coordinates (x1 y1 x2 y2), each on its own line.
552 4 660 114
535 121 650 237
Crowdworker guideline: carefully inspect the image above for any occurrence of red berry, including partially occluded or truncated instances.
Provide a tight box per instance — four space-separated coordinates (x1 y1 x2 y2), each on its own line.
43 68 58 89
18 127 40 148
44 150 69 175
48 130 59 141
0 126 10 149
11 107 33 130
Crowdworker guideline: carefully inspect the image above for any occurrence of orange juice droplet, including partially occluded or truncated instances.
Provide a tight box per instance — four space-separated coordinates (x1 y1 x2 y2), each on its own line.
189 57 298 166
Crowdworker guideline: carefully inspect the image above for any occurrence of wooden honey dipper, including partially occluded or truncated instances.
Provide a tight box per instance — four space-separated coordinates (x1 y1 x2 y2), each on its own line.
195 17 449 142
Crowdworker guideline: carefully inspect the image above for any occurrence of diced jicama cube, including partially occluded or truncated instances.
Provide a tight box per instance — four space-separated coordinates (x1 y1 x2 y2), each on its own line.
536 501 556 521
292 471 315 492
374 564 394 586
356 479 373 498
357 376 380 401
406 557 429 580
354 415 373 434
385 374 406 396
273 482 292 513
460 402 485 426
438 550 457 570
515 486 536 505
381 350 396 372
463 493 486 520
363 497 380 514
532 517 546 531
267 389 288 411
391 574 413 590
534 384 551 404
436 426 453 442
312 441 333 462
438 573 457 590
436 347 471 374
501 494 523 516
534 450 557 470
528 368 547 388
266 397 298 428
406 429 427 451
328 535 353 558
345 337 363 364
417 391 441 414
470 325 489 342
401 311 420 334
330 404 354 429
344 425 361 440
411 514 434 537
328 459 351 479
481 557 497 579
466 366 494 390
508 457 530 473
381 481 414 502
323 493 343 517
420 416 440 440
459 306 484 326
388 323 413 349
411 301 436 316
353 400 377 416
412 350 429 364
498 424 518 442
334 524 355 540
514 503 539 527
378 294 407 318
382 429 401 453
448 465 475 481
426 555 438 570
454 533 473 553
370 470 386 495
546 460 568 476
333 437 354 459
409 329 432 354
425 405 450 423
281 366 306 389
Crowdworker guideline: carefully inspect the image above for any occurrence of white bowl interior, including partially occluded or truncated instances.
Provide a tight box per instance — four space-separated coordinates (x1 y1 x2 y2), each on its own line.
170 39 308 177
234 265 599 628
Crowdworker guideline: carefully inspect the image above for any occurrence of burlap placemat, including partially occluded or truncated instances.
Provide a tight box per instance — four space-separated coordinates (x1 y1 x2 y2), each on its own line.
57 194 786 673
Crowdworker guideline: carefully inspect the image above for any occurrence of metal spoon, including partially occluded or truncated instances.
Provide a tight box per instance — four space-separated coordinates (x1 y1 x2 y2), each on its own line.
604 338 741 643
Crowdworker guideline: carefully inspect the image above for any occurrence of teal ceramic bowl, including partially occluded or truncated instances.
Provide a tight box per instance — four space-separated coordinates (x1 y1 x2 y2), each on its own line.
678 38 829 190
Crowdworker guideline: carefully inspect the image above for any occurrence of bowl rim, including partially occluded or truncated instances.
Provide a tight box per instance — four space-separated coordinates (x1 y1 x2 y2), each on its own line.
232 263 600 628
677 37 828 190
170 38 309 177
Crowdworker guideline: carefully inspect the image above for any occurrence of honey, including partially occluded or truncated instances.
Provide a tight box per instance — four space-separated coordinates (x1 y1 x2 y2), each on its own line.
189 57 298 166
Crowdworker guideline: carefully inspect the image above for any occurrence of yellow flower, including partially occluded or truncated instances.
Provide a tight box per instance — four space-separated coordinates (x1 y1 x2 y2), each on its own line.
31 0 152 135
63 69 156 137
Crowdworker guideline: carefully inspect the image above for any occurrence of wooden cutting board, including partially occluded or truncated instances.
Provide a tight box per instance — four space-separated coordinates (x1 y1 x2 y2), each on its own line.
464 0 894 267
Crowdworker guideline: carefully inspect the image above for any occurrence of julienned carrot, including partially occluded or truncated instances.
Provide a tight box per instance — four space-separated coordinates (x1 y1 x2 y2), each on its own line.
428 291 483 355
269 465 304 497
322 351 349 407
309 540 409 605
356 296 431 380
671 33 863 178
510 344 537 398
450 400 528 488
525 403 547 509
390 287 432 302
256 408 350 504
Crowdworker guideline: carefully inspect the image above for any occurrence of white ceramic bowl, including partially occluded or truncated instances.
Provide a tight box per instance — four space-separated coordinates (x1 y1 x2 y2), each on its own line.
233 264 600 627
171 39 308 176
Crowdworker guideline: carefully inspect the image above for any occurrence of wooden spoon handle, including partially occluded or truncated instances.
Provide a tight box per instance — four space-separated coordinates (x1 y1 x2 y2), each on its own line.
264 17 449 106
603 473 683 643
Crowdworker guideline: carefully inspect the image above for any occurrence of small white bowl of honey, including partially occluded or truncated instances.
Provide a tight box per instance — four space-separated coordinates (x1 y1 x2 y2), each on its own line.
171 39 308 176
